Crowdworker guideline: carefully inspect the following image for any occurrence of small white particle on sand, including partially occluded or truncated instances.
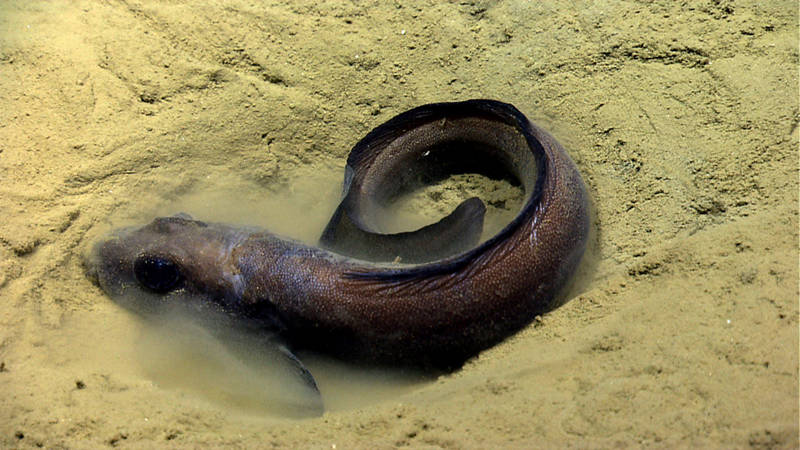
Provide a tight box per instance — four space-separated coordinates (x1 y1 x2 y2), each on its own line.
400 29 406 35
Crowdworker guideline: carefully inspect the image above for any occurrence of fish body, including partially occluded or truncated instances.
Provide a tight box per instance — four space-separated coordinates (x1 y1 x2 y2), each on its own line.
90 100 589 368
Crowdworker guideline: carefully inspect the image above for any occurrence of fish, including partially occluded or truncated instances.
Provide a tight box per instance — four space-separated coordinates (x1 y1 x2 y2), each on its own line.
88 99 589 383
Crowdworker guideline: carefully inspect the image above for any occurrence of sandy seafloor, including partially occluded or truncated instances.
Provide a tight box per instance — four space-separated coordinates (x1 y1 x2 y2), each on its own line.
1 1 798 448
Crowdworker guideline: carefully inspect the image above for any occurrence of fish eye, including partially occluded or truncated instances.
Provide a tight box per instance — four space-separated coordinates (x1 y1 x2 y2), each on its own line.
133 254 182 293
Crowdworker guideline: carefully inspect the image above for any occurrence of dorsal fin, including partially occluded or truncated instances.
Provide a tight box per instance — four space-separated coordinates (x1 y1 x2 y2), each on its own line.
320 99 548 281
320 197 486 264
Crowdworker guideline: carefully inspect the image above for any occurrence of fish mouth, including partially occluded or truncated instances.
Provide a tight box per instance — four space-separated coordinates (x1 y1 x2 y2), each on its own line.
85 260 101 287
83 238 107 288
83 226 138 293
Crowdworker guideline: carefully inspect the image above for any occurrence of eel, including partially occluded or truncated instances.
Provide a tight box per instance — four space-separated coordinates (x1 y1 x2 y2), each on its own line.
88 99 590 371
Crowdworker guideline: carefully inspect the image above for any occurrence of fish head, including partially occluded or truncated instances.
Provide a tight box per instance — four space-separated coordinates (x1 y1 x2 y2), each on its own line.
86 214 251 321
86 214 324 415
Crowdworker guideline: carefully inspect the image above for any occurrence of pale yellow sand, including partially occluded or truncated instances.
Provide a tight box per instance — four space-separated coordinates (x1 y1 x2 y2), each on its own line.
1 1 797 447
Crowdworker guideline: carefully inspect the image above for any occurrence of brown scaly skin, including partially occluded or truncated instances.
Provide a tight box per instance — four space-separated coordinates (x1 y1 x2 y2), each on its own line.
89 100 589 369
